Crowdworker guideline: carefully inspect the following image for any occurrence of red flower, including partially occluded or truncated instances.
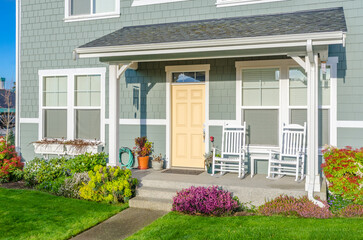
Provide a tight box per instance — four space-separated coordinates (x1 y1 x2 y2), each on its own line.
210 136 214 142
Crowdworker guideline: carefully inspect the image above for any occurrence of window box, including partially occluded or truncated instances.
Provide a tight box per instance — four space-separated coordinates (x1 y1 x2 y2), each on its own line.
33 142 66 155
65 142 103 156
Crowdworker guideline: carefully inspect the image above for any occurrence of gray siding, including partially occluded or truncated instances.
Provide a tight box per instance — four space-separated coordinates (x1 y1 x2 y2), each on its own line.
19 0 363 158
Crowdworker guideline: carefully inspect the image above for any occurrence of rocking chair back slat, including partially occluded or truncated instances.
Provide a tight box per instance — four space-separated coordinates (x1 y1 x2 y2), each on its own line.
280 123 307 157
221 123 246 156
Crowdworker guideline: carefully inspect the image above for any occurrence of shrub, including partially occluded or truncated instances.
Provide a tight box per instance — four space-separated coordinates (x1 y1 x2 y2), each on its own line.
338 204 363 218
36 177 66 195
23 157 67 186
59 172 90 198
0 138 23 183
64 152 107 174
79 165 138 203
322 146 363 204
258 195 332 219
172 186 239 216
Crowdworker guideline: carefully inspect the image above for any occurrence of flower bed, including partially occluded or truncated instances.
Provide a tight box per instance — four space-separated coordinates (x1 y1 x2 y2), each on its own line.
172 186 239 216
0 138 23 183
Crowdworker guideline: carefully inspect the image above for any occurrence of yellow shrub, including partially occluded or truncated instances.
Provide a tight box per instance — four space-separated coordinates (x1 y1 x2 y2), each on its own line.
79 165 138 203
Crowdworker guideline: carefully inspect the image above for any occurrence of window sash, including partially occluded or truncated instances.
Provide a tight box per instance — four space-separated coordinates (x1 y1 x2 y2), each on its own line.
69 0 117 17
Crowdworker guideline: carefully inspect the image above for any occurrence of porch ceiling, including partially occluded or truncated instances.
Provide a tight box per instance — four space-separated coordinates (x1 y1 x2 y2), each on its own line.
74 7 347 61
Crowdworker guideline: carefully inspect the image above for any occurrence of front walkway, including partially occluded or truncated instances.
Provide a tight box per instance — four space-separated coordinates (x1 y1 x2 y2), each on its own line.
71 208 166 240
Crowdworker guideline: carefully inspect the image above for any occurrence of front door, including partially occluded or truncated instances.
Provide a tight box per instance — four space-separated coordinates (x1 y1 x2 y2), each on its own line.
171 84 205 168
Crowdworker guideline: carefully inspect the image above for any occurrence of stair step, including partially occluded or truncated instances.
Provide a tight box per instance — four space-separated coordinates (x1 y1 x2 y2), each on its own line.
137 186 178 200
140 179 208 190
129 196 173 212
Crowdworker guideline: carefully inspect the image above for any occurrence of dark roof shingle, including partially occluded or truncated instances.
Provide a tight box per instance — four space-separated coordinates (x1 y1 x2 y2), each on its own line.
80 7 347 49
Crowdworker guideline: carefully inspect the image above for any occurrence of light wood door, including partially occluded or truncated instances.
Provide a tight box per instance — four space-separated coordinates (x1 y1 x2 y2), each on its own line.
171 84 205 168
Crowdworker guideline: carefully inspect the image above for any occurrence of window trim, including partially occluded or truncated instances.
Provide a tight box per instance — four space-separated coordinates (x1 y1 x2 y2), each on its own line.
132 0 188 7
38 68 106 142
216 0 285 7
64 0 120 23
235 59 337 148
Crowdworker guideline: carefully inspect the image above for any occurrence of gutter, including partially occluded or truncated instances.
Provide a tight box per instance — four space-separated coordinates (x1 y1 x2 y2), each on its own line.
73 31 345 59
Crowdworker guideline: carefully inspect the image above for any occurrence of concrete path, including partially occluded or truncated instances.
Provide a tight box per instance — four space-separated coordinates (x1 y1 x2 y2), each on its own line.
71 208 167 240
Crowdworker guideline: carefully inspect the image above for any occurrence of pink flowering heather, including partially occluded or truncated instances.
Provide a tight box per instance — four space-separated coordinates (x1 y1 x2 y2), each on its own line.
258 195 333 219
172 186 239 216
339 204 363 218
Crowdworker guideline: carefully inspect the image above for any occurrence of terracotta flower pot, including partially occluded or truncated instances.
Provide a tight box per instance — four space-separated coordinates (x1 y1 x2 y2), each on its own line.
138 156 149 170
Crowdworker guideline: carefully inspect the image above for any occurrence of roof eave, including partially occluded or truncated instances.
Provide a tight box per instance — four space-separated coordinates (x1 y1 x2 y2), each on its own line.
74 31 346 60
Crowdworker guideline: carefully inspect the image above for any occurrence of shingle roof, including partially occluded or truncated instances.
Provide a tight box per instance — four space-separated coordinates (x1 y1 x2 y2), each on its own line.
80 8 346 49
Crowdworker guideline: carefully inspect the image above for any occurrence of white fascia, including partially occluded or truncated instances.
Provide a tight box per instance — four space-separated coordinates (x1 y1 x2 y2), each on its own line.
74 31 345 59
132 0 188 7
15 0 21 150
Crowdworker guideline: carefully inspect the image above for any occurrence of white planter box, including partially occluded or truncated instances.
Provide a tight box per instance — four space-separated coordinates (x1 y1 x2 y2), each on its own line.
33 143 66 155
65 144 101 156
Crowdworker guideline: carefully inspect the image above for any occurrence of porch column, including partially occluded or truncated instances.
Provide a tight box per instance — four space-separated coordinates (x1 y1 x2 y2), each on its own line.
306 54 321 191
108 64 120 166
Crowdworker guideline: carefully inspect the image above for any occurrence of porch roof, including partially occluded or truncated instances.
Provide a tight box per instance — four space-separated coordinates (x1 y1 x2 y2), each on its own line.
74 7 347 60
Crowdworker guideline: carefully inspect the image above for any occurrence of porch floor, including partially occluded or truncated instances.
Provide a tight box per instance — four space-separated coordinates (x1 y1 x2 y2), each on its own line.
131 169 326 207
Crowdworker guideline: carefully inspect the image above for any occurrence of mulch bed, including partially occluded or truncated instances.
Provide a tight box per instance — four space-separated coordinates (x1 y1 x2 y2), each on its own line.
0 181 32 190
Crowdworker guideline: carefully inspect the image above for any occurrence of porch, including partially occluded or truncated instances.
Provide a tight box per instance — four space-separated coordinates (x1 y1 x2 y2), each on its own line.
73 7 347 201
130 169 326 211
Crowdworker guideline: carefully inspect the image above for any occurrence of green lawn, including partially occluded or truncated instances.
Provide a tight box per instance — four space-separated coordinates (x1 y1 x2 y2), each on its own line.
128 212 363 240
0 188 127 240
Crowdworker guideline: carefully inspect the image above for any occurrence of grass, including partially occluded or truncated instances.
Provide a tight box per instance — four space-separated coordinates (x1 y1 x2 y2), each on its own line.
0 188 128 240
128 212 363 240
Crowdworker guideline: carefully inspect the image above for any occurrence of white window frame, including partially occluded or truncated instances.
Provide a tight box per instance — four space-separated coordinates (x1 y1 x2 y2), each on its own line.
64 0 120 22
38 68 106 142
236 58 337 151
132 0 188 7
216 0 285 7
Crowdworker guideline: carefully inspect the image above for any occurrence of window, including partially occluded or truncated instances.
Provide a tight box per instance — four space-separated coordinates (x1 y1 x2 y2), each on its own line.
74 75 101 140
42 76 68 138
65 0 120 22
216 0 285 7
172 71 205 83
132 0 188 7
237 59 334 148
39 69 105 141
241 68 280 145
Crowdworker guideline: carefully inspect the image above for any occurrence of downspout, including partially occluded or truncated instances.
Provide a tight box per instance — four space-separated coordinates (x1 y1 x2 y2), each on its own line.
306 40 324 208
15 0 21 152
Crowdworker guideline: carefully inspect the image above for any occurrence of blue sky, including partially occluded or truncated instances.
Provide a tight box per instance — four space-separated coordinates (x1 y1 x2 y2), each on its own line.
0 0 15 89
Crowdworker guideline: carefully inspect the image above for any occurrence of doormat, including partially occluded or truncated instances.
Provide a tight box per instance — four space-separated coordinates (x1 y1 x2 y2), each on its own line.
162 169 204 175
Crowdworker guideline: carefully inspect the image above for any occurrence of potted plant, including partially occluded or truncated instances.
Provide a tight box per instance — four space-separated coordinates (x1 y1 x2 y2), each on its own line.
134 137 153 170
151 154 164 171
64 139 103 156
33 138 66 155
204 152 214 174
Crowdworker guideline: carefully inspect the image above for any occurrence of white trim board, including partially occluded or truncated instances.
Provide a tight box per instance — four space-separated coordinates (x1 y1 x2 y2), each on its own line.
20 118 39 124
336 121 363 128
132 0 188 7
119 119 167 125
216 0 285 7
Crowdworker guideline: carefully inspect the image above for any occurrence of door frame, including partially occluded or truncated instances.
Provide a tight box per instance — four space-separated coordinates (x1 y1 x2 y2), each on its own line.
165 64 210 169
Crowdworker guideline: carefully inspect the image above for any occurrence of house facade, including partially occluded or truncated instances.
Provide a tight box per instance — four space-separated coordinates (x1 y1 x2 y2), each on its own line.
16 0 362 192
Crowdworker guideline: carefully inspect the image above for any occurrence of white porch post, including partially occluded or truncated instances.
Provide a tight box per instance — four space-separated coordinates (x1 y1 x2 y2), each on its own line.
306 54 321 192
108 64 120 166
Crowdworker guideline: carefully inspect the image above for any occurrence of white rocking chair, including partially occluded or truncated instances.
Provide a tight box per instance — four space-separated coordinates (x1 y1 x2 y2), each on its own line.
267 123 307 181
212 122 247 178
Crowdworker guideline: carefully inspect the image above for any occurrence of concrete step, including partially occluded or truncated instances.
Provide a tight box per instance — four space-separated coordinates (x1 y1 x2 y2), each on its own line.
129 196 173 212
137 186 178 200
